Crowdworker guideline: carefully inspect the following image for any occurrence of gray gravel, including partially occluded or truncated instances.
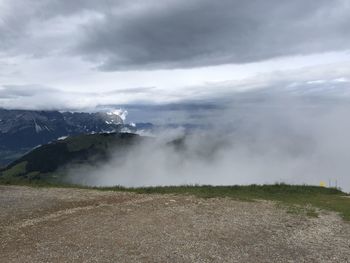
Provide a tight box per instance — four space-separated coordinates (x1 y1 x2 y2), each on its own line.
1 186 350 263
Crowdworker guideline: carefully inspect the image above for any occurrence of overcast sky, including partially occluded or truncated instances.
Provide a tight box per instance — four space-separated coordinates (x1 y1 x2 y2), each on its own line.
0 0 349 110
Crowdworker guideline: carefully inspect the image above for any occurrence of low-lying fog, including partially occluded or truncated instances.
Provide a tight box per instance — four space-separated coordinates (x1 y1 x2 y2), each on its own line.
67 95 350 192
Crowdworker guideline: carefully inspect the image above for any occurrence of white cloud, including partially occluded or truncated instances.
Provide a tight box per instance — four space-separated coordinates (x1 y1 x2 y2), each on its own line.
0 1 349 107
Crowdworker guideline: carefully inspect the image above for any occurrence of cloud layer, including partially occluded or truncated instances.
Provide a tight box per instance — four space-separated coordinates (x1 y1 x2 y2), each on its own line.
67 97 350 192
79 0 350 70
1 0 349 70
0 73 349 114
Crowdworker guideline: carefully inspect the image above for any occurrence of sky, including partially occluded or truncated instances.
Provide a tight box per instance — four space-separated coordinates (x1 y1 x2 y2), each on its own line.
0 0 350 110
1 0 350 190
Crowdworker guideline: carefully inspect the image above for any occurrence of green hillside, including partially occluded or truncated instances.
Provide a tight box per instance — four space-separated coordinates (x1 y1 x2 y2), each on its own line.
0 133 141 183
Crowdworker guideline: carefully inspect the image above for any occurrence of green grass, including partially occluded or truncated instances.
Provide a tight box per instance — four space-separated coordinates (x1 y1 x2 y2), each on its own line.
1 161 27 178
0 179 349 221
66 135 109 152
104 184 350 220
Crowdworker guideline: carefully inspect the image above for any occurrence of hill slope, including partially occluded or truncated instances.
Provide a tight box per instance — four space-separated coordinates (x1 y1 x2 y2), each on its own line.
0 133 141 183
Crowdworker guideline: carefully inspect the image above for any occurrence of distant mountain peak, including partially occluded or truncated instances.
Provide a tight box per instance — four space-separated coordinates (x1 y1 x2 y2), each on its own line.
0 109 128 166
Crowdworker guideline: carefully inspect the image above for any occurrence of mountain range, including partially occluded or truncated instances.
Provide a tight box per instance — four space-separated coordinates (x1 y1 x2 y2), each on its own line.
0 109 151 166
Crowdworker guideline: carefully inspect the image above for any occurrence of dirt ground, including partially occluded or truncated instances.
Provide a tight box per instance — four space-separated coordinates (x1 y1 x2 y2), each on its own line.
0 186 349 263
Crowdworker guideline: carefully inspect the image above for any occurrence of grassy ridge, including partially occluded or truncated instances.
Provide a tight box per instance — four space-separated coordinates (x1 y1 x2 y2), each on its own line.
1 179 349 221
104 184 350 221
0 133 141 179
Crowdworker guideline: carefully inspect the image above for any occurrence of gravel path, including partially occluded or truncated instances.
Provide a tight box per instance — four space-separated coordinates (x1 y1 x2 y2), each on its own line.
1 186 349 262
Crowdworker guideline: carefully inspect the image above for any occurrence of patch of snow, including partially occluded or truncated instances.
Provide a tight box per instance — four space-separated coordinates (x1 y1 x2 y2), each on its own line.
107 109 128 121
32 144 42 149
120 127 132 133
34 120 42 133
101 129 116 134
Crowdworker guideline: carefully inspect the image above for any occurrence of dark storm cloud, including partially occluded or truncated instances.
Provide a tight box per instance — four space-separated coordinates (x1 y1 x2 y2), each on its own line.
1 0 349 70
77 0 350 70
0 0 115 54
